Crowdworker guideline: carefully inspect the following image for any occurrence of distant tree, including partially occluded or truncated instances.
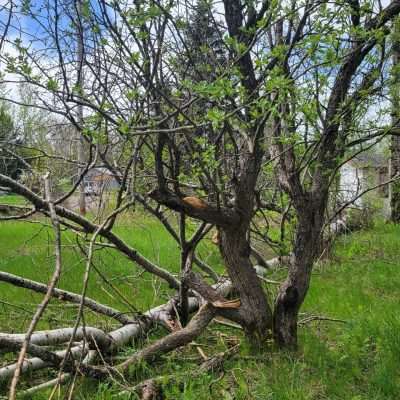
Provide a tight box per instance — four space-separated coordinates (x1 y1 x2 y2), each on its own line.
0 102 23 179
181 0 225 82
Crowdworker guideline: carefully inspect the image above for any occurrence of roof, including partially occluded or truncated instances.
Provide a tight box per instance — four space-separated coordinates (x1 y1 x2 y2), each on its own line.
87 167 113 175
84 167 121 182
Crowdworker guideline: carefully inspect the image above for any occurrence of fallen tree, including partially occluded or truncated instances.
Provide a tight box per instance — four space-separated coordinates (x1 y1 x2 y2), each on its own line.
0 252 274 388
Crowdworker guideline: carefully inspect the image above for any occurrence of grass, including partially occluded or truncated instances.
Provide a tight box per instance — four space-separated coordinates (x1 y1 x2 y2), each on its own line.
0 211 223 332
0 194 28 205
0 218 400 399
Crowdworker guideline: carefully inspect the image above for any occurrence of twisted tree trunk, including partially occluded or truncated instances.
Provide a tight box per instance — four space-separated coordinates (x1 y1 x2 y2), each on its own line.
220 223 273 342
273 203 325 348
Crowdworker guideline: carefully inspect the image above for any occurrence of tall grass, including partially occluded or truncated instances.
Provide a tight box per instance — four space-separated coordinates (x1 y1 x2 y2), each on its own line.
0 219 399 398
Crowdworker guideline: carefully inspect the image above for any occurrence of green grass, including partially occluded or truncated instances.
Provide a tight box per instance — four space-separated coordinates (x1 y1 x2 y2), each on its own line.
1 219 400 399
0 212 223 332
0 194 28 205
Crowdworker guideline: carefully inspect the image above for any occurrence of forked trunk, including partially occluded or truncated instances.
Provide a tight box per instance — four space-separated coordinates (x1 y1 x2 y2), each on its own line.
273 261 312 349
273 206 324 348
220 224 273 343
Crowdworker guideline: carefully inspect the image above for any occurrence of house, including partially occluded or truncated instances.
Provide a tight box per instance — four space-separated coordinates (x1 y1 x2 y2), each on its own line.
83 167 120 195
339 152 389 211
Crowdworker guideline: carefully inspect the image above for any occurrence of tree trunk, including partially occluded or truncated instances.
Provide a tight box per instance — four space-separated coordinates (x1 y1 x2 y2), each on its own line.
389 134 400 222
179 248 193 326
390 18 400 222
273 205 324 349
220 223 272 343
76 0 86 215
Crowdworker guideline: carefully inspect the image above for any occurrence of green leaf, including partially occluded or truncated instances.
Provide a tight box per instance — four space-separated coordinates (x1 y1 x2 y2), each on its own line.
46 78 59 92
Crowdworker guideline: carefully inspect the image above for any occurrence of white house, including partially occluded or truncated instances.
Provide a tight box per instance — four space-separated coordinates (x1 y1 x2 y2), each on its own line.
83 167 120 195
339 153 389 211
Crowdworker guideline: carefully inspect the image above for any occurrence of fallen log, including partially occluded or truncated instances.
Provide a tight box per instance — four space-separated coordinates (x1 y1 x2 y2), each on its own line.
0 277 233 382
0 327 114 349
0 271 134 325
0 344 87 381
0 264 251 384
0 204 31 214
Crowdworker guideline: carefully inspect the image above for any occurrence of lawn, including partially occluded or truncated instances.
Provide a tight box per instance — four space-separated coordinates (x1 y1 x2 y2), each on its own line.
0 194 29 206
0 218 399 399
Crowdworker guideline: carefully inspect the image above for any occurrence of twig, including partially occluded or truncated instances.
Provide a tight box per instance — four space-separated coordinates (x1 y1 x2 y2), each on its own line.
0 271 133 324
298 315 347 325
213 318 243 330
116 344 241 398
9 172 62 400
55 200 136 390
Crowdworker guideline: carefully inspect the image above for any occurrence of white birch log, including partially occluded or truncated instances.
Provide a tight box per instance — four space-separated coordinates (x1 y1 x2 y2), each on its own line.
0 327 113 349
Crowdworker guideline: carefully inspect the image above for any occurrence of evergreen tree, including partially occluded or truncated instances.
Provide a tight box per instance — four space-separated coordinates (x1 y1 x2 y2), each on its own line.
0 103 22 180
181 0 226 82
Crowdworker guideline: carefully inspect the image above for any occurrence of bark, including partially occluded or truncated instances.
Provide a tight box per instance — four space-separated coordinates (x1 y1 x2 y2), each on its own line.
0 327 114 349
128 344 240 399
273 204 325 348
389 134 400 222
148 188 239 228
16 350 97 398
0 344 87 381
390 19 400 222
179 248 193 326
117 304 216 373
250 246 270 269
137 379 163 400
0 276 233 381
193 255 219 282
0 173 181 290
9 174 62 400
220 224 273 342
76 0 86 216
0 257 272 382
0 271 134 325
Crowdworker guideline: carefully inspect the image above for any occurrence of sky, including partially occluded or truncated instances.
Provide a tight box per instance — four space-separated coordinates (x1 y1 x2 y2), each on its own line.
0 0 396 124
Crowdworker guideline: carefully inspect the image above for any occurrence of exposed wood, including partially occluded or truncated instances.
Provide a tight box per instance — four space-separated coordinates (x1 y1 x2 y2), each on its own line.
211 299 241 309
182 196 208 209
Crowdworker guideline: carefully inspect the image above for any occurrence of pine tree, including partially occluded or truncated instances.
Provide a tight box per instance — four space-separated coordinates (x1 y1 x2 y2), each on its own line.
181 0 225 82
0 103 22 180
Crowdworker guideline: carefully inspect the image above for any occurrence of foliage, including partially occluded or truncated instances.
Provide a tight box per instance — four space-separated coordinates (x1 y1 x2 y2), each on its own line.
0 102 23 179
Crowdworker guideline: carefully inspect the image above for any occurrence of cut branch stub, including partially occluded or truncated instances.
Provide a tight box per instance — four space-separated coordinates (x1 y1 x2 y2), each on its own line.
211 299 241 309
148 189 239 227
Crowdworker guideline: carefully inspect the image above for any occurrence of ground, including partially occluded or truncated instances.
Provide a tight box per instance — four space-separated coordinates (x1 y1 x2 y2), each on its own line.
0 213 399 399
